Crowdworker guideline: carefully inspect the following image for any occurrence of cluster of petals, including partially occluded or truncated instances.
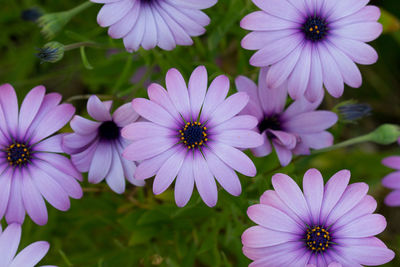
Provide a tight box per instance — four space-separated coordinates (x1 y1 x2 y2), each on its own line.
122 66 263 207
241 0 382 101
236 68 337 166
63 96 145 194
381 138 400 206
92 0 217 52
0 84 82 226
242 168 395 266
0 224 55 267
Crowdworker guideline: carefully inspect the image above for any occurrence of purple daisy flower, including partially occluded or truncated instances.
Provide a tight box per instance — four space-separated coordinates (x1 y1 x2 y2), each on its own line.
63 96 145 194
0 224 55 267
235 68 337 166
241 0 382 101
381 142 400 206
242 169 395 266
92 0 217 52
122 66 263 207
0 84 82 226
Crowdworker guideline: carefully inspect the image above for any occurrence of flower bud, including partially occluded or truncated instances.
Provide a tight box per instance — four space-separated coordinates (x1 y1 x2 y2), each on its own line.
35 41 65 63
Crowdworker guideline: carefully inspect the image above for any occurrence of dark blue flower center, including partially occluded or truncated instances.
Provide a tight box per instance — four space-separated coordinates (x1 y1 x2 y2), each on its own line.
99 121 120 140
6 143 31 167
140 0 158 5
303 17 328 41
180 122 208 150
305 226 332 253
258 115 282 134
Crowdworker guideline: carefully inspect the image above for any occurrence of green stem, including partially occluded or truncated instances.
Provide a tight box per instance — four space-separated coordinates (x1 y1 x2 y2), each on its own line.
68 1 93 17
311 133 372 154
64 41 100 51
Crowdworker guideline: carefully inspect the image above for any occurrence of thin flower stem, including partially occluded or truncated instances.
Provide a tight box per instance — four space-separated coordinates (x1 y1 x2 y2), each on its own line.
68 1 93 17
64 42 102 51
66 94 113 103
311 134 372 154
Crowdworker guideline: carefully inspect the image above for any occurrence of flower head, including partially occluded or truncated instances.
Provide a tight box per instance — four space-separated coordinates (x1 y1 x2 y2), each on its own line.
122 66 263 207
242 169 395 266
0 224 53 267
91 0 217 52
36 42 65 63
63 96 145 194
241 0 382 101
235 68 337 166
0 84 82 226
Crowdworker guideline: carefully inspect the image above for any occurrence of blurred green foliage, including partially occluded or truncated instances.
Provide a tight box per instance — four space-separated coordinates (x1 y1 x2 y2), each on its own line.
1 0 400 266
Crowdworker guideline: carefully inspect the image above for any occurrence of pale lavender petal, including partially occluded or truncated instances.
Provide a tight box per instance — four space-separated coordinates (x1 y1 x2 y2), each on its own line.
88 141 112 184
259 68 288 115
107 0 140 38
207 92 249 127
242 30 298 51
305 46 324 102
70 140 99 172
121 122 175 141
193 151 218 207
9 241 49 267
327 0 369 21
269 130 296 149
335 245 394 266
288 43 311 99
272 142 293 167
382 171 400 189
382 156 400 170
252 0 303 22
34 153 82 181
34 134 64 153
141 6 157 50
97 0 134 27
123 137 176 161
174 152 195 207
384 190 400 206
166 0 217 9
0 84 18 137
147 83 181 122
87 95 112 122
0 224 21 266
132 98 177 128
69 115 100 135
153 7 176 50
5 170 25 225
330 37 378 65
18 85 45 139
334 214 386 238
243 242 304 261
303 168 324 225
166 68 191 120
214 130 263 148
318 44 344 98
135 147 177 180
105 146 126 194
113 103 139 127
200 75 230 122
284 111 338 134
300 131 334 150
188 66 207 120
0 168 12 219
123 9 146 52
251 133 272 157
212 115 259 133
241 11 300 32
242 226 299 248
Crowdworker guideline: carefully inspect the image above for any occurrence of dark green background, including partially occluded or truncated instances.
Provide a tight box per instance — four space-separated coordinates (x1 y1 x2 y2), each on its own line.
1 0 399 266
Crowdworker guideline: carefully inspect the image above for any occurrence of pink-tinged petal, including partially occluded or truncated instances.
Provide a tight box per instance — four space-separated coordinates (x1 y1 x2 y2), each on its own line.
25 93 62 139
300 131 334 150
96 0 134 27
242 30 298 51
174 153 195 207
382 171 400 189
113 103 139 127
88 141 112 184
70 115 100 135
9 241 49 267
286 0 308 15
165 68 191 120
193 151 218 207
0 84 18 137
318 44 344 98
153 148 186 195
242 226 300 248
132 98 177 128
134 147 177 180
0 168 13 219
121 122 175 141
284 111 338 134
243 242 304 261
18 85 45 139
153 7 176 50
141 6 157 50
384 190 400 207
188 66 207 120
269 130 296 149
123 9 146 52
330 37 378 65
288 43 312 99
283 94 323 118
335 236 387 247
166 0 217 9
200 75 230 122
252 0 303 22
147 83 181 122
62 133 97 153
123 137 176 161
30 103 75 144
212 115 259 133
5 171 25 225
305 46 324 102
248 204 303 234
0 223 21 266
331 22 382 42
207 92 249 127
325 182 369 226
34 134 64 153
30 165 70 211
209 142 257 177
328 263 342 267
249 33 303 67
332 6 381 27
382 156 400 170
251 133 272 157
336 245 394 266
105 146 126 194
235 76 263 120
35 159 83 199
266 43 303 89
327 0 369 21
319 170 351 223
204 148 241 196
271 173 311 224
272 142 293 167
335 214 386 238
325 41 362 88
214 130 263 148
259 68 288 115
249 247 305 267
108 0 140 38
332 195 377 231
115 140 144 187
303 168 324 225
240 11 300 32
34 153 82 181
87 95 112 122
